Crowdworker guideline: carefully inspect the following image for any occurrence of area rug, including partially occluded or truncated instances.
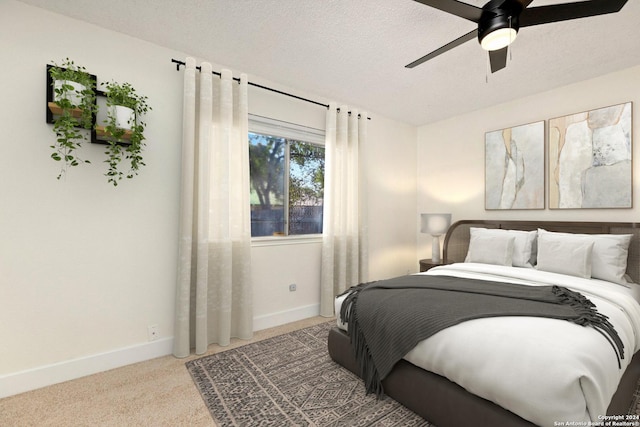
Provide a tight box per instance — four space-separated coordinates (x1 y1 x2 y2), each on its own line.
186 321 431 426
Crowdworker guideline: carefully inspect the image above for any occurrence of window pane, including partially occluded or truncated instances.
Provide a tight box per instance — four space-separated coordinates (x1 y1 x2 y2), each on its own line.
289 141 324 235
249 133 285 237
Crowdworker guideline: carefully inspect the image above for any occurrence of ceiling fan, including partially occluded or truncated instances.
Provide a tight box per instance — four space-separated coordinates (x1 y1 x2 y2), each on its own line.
406 0 629 73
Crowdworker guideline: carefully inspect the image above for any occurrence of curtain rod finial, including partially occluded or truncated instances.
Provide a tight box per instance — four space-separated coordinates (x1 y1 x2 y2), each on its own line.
171 58 185 71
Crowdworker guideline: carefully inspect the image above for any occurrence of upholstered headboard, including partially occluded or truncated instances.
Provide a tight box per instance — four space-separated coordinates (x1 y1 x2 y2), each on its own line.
443 220 640 284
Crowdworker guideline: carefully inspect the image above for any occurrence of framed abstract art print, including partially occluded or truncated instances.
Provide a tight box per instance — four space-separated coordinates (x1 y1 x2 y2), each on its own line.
485 121 545 210
548 102 632 209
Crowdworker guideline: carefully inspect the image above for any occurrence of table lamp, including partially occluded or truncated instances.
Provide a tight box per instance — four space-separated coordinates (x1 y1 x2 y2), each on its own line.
421 213 452 263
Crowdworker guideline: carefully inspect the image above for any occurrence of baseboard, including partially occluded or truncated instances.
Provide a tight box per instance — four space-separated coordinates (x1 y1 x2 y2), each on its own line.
0 337 174 399
1 306 319 399
253 303 320 332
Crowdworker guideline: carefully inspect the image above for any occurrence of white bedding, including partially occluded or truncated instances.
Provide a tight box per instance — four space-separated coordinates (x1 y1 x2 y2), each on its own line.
334 263 640 427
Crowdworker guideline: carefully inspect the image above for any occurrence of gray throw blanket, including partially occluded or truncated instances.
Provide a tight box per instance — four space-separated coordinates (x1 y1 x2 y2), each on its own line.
339 274 624 397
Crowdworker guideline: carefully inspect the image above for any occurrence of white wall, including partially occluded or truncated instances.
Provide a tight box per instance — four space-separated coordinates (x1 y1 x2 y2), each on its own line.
417 65 640 260
0 1 184 395
367 115 418 280
0 1 418 397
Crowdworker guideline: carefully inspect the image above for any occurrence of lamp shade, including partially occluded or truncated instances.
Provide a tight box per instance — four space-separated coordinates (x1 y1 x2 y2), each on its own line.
420 213 452 236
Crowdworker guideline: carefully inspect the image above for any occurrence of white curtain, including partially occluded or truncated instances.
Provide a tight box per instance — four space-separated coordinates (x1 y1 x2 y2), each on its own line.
320 103 369 317
174 58 253 357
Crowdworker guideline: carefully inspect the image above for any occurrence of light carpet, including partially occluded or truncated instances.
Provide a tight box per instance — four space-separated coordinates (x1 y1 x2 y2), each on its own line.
186 321 430 426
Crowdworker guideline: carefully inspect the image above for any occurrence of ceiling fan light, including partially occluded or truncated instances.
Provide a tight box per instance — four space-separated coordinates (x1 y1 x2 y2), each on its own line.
481 27 517 51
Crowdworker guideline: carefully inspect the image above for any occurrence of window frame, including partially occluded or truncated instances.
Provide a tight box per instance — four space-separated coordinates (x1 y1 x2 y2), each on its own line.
248 114 325 244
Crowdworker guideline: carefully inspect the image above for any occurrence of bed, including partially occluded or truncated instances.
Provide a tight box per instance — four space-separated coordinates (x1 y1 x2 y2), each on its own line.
328 220 640 427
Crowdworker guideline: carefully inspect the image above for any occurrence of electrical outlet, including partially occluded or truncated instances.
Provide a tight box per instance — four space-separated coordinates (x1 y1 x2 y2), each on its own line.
147 324 159 341
289 283 297 292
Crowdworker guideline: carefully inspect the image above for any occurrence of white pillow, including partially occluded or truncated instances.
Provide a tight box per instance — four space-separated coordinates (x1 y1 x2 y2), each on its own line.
537 229 631 285
536 230 594 279
466 227 537 267
465 233 515 266
590 234 632 285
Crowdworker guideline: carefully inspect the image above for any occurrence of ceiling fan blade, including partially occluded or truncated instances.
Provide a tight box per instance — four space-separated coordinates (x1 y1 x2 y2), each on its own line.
412 0 485 23
489 47 508 73
519 0 628 27
513 0 534 9
406 29 477 68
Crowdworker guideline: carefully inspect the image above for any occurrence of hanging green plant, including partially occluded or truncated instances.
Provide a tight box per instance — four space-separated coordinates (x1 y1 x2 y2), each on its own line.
101 81 151 186
48 58 97 179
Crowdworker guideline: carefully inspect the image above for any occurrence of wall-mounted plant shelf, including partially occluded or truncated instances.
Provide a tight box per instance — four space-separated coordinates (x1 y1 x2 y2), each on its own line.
46 60 150 185
47 102 84 119
95 126 132 142
47 65 124 145
46 64 98 143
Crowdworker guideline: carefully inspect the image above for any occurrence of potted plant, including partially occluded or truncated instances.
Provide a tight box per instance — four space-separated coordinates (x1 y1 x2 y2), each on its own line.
101 81 151 186
48 58 97 179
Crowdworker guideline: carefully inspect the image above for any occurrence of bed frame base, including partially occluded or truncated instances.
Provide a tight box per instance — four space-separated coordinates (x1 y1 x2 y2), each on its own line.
328 326 640 427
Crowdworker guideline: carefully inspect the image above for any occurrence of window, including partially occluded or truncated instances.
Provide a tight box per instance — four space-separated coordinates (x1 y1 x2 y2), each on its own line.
248 116 325 237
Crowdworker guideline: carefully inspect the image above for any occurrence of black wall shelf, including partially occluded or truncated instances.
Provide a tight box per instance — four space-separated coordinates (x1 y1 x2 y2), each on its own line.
46 65 127 145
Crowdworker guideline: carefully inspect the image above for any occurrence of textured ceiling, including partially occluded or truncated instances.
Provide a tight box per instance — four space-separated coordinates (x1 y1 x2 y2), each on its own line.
17 0 640 126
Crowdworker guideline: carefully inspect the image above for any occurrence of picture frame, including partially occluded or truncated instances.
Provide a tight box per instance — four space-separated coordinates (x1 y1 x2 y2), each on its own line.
548 102 632 209
485 120 545 210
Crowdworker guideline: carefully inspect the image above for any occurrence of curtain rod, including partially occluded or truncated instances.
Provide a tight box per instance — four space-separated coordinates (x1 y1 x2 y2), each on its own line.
171 59 370 120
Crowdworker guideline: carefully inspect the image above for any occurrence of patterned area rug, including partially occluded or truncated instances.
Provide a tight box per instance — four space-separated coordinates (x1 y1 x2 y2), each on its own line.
186 321 431 426
188 320 640 426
